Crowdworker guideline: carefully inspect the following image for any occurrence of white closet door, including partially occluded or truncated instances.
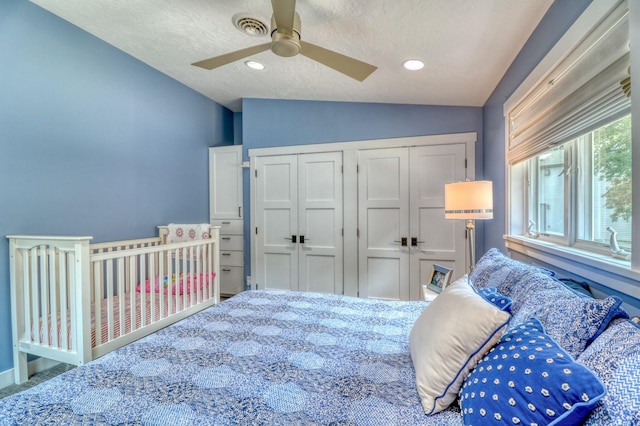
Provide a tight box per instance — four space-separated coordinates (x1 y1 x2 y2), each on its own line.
409 144 467 300
357 148 410 300
254 155 298 291
297 152 344 294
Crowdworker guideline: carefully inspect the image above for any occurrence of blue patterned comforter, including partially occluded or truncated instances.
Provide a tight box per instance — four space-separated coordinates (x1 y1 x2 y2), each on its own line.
0 290 464 425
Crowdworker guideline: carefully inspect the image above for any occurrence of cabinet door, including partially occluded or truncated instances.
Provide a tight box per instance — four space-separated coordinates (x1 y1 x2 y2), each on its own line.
357 148 410 300
297 152 344 294
409 144 467 300
254 155 299 291
209 146 243 220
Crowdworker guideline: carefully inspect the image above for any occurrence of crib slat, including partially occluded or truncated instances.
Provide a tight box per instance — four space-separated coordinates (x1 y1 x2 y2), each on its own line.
139 256 146 327
118 257 125 337
93 262 102 347
30 248 40 345
39 246 49 347
60 252 68 351
149 254 156 324
68 250 77 354
23 250 32 344
129 256 137 332
49 248 58 349
159 252 165 319
167 250 173 316
106 259 114 341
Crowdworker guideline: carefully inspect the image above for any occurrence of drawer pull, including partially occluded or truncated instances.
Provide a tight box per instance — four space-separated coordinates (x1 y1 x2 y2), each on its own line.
222 268 231 272
221 237 231 240
222 253 231 256
222 221 231 224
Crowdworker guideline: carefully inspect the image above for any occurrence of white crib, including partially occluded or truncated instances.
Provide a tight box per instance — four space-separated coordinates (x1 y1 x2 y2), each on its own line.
7 225 220 384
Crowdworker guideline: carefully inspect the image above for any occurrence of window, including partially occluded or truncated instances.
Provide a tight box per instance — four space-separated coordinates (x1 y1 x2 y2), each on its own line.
505 0 636 277
526 116 632 254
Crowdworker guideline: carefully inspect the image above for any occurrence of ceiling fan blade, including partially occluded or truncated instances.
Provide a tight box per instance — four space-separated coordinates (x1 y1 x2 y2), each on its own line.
299 41 377 82
192 43 271 70
271 0 296 35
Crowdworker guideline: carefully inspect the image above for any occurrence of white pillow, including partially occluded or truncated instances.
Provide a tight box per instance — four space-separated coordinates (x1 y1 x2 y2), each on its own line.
409 275 510 415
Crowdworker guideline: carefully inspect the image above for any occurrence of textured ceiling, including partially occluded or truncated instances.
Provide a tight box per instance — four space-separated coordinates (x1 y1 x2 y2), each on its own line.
30 0 553 112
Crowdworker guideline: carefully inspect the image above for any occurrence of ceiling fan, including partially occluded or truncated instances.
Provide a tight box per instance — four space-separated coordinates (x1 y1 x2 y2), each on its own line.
191 0 377 82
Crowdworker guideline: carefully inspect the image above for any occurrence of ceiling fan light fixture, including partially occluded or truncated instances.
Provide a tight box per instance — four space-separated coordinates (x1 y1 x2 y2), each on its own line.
245 60 265 70
402 59 424 71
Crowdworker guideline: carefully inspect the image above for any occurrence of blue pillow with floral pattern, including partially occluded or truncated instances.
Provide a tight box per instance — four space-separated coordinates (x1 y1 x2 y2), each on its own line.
459 318 606 426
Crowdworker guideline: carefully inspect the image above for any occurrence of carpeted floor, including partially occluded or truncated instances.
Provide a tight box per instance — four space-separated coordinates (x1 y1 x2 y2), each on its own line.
0 363 75 399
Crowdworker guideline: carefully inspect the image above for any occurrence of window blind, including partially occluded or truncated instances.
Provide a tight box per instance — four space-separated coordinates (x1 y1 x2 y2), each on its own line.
507 0 630 165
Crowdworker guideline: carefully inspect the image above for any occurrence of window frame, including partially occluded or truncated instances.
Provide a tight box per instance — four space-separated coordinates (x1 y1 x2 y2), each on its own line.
504 0 640 297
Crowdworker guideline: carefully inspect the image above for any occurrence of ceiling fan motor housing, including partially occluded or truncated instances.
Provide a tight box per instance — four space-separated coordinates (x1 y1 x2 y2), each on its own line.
270 13 301 57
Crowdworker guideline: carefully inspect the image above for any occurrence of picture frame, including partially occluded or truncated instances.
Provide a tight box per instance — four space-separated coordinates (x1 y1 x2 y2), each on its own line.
427 264 453 294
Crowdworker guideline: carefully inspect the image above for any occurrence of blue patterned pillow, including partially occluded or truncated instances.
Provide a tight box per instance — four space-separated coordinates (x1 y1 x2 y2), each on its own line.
470 248 556 296
477 288 513 313
509 278 627 358
578 319 640 425
459 318 606 426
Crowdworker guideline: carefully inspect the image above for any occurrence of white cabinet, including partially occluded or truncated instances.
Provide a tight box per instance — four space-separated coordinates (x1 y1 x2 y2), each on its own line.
209 146 243 220
357 144 467 301
253 152 343 294
209 146 244 296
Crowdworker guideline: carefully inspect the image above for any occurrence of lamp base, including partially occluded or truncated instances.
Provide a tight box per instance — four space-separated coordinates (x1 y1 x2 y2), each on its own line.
466 219 476 274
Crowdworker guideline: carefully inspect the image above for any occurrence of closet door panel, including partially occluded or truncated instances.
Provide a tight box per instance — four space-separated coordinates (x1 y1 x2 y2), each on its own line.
409 144 467 300
297 152 343 294
358 148 409 300
255 155 298 291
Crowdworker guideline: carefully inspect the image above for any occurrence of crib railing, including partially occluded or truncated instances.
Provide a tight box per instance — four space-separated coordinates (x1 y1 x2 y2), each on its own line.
9 236 92 383
8 229 220 384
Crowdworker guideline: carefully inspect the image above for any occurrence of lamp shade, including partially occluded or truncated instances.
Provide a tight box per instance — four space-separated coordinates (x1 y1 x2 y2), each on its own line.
445 181 493 220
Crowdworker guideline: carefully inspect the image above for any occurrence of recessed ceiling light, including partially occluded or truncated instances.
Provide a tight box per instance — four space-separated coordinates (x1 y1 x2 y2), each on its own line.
402 59 424 71
245 60 265 70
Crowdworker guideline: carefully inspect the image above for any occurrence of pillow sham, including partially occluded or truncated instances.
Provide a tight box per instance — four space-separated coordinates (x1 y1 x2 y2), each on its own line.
459 318 606 426
510 279 626 358
477 287 513 313
470 248 556 295
409 276 511 415
578 318 640 425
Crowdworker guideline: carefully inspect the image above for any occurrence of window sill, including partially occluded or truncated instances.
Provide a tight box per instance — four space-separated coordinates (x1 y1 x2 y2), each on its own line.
504 235 640 302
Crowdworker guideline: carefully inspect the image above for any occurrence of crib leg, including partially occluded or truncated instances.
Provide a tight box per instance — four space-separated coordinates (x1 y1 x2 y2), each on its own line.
13 348 28 384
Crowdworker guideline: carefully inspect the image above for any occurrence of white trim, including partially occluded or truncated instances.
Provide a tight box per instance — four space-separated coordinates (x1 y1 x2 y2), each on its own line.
0 358 60 389
505 235 640 301
248 132 477 158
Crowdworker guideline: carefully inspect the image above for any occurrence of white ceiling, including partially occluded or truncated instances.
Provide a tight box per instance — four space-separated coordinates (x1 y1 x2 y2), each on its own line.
31 0 553 112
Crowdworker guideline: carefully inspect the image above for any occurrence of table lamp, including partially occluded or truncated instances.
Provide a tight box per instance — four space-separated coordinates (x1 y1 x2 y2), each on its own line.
444 180 493 273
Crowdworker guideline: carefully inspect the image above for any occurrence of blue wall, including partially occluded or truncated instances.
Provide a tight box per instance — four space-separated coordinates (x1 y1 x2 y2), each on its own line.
241 98 484 281
481 0 592 253
0 1 233 375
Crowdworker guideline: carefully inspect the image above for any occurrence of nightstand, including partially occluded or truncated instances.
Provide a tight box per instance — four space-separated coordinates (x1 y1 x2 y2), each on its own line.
422 284 440 302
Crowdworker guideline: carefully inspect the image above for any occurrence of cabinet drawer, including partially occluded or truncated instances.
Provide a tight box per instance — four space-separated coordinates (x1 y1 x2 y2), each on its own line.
210 219 243 235
220 250 243 267
219 266 244 295
219 235 243 251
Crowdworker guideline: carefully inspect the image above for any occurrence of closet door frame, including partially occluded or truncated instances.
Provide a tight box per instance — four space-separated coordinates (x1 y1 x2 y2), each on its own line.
249 132 477 296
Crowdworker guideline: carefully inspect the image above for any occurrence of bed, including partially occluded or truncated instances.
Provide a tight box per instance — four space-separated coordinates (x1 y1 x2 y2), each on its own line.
3 249 639 425
0 290 464 425
7 224 220 385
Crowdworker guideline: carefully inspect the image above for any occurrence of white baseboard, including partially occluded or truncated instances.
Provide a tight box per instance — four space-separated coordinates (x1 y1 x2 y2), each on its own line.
0 358 61 389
